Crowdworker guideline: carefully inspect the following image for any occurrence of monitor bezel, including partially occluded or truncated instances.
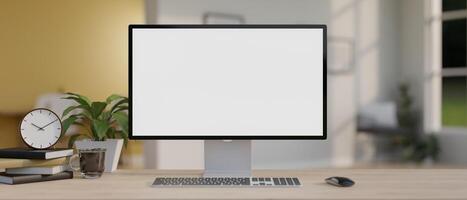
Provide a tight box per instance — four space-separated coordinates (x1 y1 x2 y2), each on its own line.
129 24 327 140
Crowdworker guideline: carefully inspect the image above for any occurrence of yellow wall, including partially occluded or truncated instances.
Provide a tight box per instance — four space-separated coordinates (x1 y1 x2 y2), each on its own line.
0 0 144 113
0 0 144 149
0 115 24 148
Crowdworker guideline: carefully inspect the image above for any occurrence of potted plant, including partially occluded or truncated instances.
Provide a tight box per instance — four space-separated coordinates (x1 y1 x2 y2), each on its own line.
394 83 440 164
61 93 128 172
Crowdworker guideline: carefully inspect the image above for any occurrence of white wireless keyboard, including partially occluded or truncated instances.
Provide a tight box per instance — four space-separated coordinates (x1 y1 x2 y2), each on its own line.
152 177 302 187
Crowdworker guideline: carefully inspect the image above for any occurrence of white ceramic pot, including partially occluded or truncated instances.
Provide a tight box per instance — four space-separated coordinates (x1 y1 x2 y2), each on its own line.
75 139 123 172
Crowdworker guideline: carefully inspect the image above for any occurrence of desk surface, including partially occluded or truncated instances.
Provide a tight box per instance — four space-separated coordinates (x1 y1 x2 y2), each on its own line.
1 169 467 200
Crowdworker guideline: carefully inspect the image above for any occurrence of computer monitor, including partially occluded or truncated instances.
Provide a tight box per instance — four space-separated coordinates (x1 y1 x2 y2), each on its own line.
129 25 326 177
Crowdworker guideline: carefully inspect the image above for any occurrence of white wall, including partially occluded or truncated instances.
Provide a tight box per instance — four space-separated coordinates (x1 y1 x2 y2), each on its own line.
353 0 401 106
327 0 357 166
153 0 329 24
143 0 403 169
400 0 425 113
438 129 467 165
329 0 402 164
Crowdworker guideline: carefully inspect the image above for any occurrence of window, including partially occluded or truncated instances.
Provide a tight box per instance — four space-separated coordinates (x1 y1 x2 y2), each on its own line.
442 0 467 127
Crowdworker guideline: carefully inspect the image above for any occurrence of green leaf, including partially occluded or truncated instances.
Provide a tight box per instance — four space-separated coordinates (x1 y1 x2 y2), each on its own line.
62 105 78 118
65 93 92 106
115 130 128 148
62 93 94 118
100 111 112 121
112 106 128 114
63 96 91 108
106 94 125 104
61 115 78 134
91 102 107 119
90 122 99 139
91 119 110 140
110 98 128 113
77 109 93 120
68 134 91 148
62 104 89 118
70 113 92 121
106 128 116 139
112 112 128 136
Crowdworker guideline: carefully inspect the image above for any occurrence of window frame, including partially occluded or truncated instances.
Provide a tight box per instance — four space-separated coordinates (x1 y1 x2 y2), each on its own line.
442 1 467 129
424 0 442 133
426 0 467 132
442 4 467 74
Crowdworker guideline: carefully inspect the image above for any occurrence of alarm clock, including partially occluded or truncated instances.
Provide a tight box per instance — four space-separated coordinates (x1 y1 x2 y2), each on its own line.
19 108 63 149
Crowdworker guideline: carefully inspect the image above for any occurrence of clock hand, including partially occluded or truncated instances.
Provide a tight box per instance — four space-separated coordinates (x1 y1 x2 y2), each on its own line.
31 123 44 131
40 119 59 129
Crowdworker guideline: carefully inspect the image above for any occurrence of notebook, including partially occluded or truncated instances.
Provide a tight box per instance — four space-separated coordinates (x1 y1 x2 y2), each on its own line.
0 148 73 160
0 171 73 185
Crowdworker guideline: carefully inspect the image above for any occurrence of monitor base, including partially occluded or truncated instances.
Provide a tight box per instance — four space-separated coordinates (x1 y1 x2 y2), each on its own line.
203 140 251 177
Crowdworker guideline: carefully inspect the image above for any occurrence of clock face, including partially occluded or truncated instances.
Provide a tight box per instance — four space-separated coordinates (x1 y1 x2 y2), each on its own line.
20 108 62 149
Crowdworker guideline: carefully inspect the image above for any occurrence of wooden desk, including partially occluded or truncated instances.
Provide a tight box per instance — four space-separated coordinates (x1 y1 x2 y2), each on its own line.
1 169 467 200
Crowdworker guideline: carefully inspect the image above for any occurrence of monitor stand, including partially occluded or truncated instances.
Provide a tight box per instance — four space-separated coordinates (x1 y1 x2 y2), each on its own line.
203 140 251 177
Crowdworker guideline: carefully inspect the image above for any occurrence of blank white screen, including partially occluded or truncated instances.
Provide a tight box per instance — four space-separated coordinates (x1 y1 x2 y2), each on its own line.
132 28 323 136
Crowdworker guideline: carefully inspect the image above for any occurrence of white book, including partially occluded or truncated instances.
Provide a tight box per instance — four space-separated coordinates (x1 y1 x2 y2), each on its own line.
6 165 69 175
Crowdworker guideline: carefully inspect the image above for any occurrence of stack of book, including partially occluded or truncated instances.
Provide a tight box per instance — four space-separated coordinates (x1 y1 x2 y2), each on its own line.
0 148 74 185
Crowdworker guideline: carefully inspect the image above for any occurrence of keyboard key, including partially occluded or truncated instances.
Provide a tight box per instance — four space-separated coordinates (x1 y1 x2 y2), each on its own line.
153 179 163 185
292 178 301 185
286 178 294 185
279 178 287 185
273 178 280 185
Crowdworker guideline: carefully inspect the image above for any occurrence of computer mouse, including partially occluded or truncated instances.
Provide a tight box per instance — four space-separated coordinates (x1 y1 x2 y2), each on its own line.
325 176 355 187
